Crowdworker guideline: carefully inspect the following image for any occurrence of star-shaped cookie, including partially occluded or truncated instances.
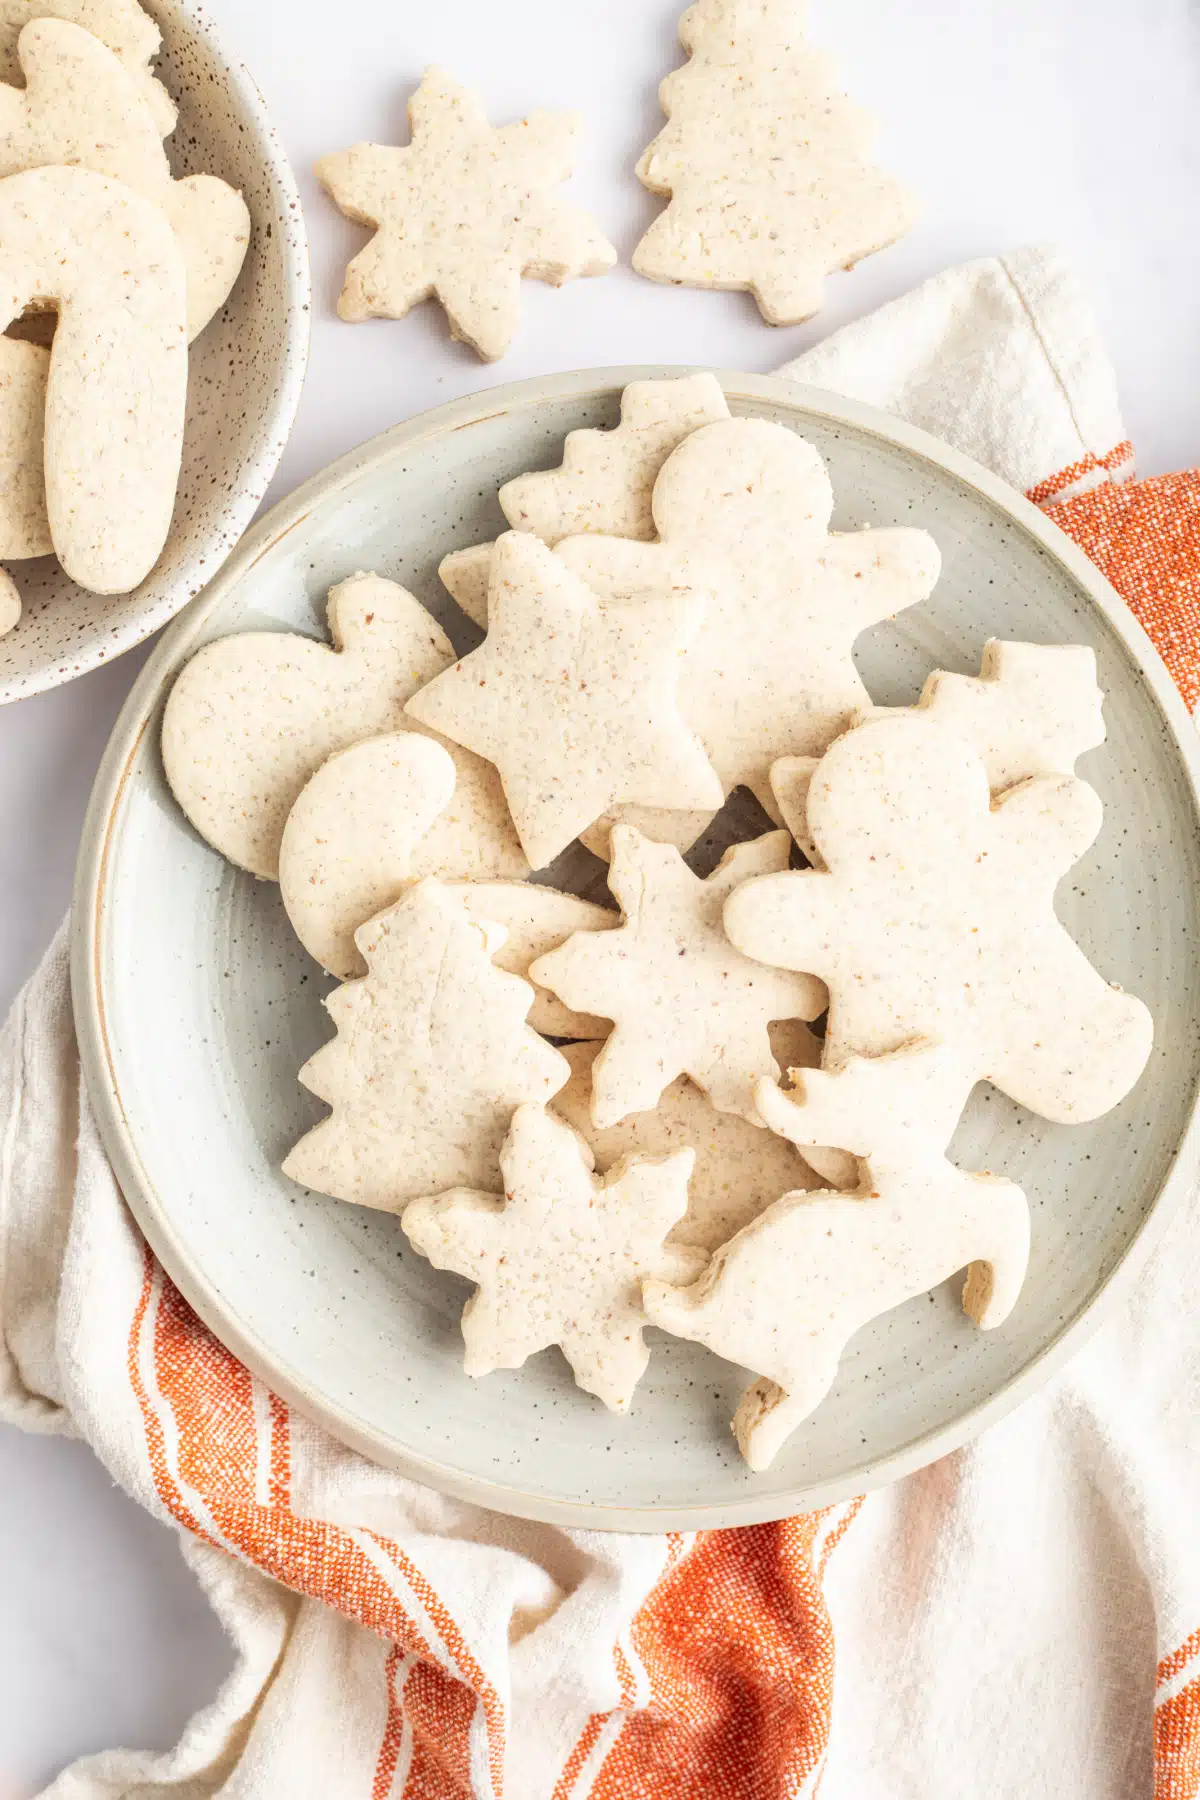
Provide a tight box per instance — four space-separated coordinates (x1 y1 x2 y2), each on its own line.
530 825 826 1126
404 532 723 868
316 67 616 362
403 1103 705 1411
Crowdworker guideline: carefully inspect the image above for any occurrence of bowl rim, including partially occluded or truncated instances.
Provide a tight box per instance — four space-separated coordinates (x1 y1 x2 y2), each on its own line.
70 365 1200 1531
2 0 312 704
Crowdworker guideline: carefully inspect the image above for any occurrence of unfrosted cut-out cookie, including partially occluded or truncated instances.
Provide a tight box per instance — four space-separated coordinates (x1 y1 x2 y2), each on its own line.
0 334 48 557
0 564 18 633
633 0 918 325
0 20 248 340
439 373 732 628
316 66 615 363
403 1102 705 1411
164 574 523 883
552 1037 820 1254
645 1043 1031 1471
278 734 530 979
725 713 1154 1125
0 0 174 135
557 418 941 818
769 640 1109 875
405 532 723 869
530 826 825 1128
0 165 186 594
442 884 617 1039
284 881 569 1213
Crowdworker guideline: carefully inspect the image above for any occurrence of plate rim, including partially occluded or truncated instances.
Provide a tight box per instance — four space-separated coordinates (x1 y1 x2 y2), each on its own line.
71 365 1200 1531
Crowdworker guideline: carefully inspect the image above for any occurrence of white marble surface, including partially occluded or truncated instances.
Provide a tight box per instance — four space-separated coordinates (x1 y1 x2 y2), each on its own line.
2 0 1199 1788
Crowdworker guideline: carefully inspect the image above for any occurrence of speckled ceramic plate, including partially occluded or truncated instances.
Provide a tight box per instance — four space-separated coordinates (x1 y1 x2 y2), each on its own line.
0 0 309 703
72 368 1200 1530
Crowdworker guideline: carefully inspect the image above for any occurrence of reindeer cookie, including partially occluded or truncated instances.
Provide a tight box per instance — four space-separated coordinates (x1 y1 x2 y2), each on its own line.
440 373 731 628
403 1103 704 1411
531 826 825 1126
557 418 941 817
645 1042 1031 1469
405 533 722 868
163 574 524 883
317 67 615 362
284 881 569 1212
0 19 248 339
725 713 1153 1124
0 165 186 594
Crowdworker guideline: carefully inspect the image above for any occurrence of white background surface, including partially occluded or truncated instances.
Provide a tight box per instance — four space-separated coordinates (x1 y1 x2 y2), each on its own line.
2 0 1199 1787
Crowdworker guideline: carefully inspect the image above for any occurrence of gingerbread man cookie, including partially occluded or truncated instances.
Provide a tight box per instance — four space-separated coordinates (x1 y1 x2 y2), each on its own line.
317 67 615 362
725 713 1154 1125
557 418 941 817
403 1102 705 1412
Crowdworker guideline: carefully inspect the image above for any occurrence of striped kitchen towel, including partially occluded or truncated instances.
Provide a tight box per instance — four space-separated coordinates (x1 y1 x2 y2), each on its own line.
3 244 1199 1800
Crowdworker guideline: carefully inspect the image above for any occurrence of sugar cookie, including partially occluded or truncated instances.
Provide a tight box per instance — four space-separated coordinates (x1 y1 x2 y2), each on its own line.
551 1037 819 1253
633 0 918 324
439 373 731 628
0 564 18 633
405 532 723 868
645 1042 1031 1469
278 733 530 978
163 574 522 883
0 334 48 557
0 0 174 135
317 66 615 363
531 826 825 1126
725 714 1154 1124
0 19 248 340
442 884 616 1039
284 881 569 1212
557 418 941 817
403 1102 705 1411
0 165 187 594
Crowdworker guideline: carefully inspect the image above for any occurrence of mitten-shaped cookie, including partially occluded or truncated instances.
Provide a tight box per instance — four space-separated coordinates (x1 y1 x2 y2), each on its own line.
0 0 174 134
405 533 722 868
284 881 569 1211
531 826 825 1126
317 67 615 362
725 713 1153 1124
557 418 940 817
404 1103 705 1411
645 1042 1031 1470
163 574 525 883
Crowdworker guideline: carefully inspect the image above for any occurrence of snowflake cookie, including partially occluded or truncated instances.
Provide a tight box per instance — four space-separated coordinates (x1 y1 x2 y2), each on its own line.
403 1102 705 1411
316 66 616 362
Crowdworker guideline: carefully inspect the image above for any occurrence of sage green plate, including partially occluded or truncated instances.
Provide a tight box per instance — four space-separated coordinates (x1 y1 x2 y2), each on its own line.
72 369 1200 1530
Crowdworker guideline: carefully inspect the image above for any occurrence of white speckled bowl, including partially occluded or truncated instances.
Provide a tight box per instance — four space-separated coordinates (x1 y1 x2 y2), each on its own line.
72 369 1200 1530
0 0 309 703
